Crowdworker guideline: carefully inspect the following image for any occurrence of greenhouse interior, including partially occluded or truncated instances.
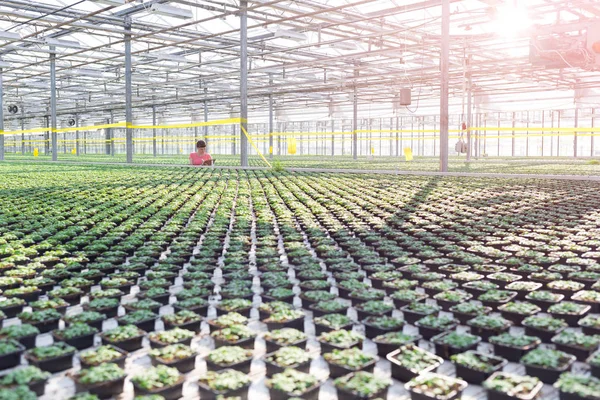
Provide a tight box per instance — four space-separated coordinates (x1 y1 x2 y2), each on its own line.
0 0 599 400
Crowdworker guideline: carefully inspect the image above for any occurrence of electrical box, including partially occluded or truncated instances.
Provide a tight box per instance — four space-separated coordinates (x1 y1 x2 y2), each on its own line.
399 88 411 106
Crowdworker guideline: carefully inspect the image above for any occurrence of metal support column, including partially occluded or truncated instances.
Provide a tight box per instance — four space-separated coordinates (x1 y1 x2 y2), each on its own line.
526 111 529 157
75 113 79 156
439 0 450 172
0 63 4 161
152 106 157 157
396 117 399 157
239 0 249 167
269 74 274 159
574 108 578 158
557 111 561 156
466 69 472 161
203 100 208 144
331 120 335 157
124 17 133 163
105 118 111 155
511 112 516 157
541 111 545 157
231 124 236 155
45 116 50 155
50 46 57 161
352 66 358 160
592 108 596 157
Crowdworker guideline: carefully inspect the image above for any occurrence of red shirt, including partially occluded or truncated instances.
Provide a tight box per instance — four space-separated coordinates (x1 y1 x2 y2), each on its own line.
189 152 212 165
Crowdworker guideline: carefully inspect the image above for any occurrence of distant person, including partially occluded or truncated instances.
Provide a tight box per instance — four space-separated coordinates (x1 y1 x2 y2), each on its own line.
189 140 213 166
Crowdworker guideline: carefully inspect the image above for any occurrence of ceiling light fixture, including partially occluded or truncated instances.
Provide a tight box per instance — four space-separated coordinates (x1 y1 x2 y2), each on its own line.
0 31 21 41
44 38 83 49
274 29 307 42
331 41 358 50
150 3 193 19
89 0 124 6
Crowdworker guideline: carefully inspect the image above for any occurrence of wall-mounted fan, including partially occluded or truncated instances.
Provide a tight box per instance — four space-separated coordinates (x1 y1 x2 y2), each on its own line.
7 105 18 114
67 118 76 127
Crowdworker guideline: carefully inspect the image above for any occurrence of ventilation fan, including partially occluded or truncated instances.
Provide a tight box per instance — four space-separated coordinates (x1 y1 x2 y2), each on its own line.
67 118 76 127
7 105 18 114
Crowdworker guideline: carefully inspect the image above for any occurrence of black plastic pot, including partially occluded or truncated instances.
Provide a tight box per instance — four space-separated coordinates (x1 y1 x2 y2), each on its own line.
400 306 438 326
100 331 145 352
198 376 250 400
52 331 96 350
485 372 543 400
27 377 48 396
431 331 481 359
28 317 60 334
552 340 598 362
355 308 393 322
264 355 311 376
453 351 507 384
215 306 252 319
55 293 82 306
132 376 185 400
490 340 539 362
387 348 442 382
467 323 511 342
84 304 119 319
66 317 103 332
213 335 255 350
549 305 591 327
414 321 457 341
151 353 197 373
314 321 353 337
309 304 345 318
406 380 466 400
391 294 428 310
362 320 403 339
522 355 575 384
0 303 24 318
479 292 518 310
163 319 202 333
269 381 320 400
326 356 376 378
116 316 156 333
173 303 208 316
0 341 25 370
336 379 386 400
373 334 422 358
451 308 492 325
318 338 361 354
26 350 75 373
7 289 41 303
263 316 304 332
524 325 565 343
206 356 252 374
265 337 307 354
75 375 125 399
526 295 564 312
499 309 538 326
139 292 171 306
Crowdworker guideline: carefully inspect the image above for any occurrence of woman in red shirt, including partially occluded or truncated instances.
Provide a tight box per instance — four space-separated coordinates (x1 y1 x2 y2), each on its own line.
189 140 213 166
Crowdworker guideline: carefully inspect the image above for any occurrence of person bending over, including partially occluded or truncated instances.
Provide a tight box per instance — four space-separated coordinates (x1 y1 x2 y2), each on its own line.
189 140 213 166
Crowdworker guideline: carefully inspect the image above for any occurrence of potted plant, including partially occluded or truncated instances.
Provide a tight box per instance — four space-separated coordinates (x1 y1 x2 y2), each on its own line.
205 345 253 374
18 309 61 333
64 311 106 331
548 301 591 326
149 344 196 373
148 328 195 348
215 298 252 318
483 372 542 400
211 324 256 349
0 385 37 400
208 312 249 330
489 333 540 362
400 303 440 325
354 300 394 320
587 351 600 379
0 324 39 349
372 332 421 357
264 346 311 376
299 290 336 307
258 301 294 320
79 345 128 368
579 315 600 335
431 331 481 359
317 329 364 354
123 299 162 314
522 315 567 342
309 300 347 318
421 281 458 296
405 373 467 400
25 342 76 372
547 280 585 297
29 298 68 315
450 302 491 325
172 297 208 315
525 290 564 312
49 286 84 306
362 315 404 339
84 298 120 318
505 281 542 300
451 351 507 384
116 309 157 332
138 287 171 306
519 348 575 384
197 369 251 399
263 287 296 304
390 290 428 309
387 344 443 381
433 291 472 311
462 280 499 297
263 328 307 354
0 339 25 370
52 323 98 350
74 362 127 398
314 314 353 336
554 372 600 400
334 371 391 400
414 315 458 340
0 298 25 318
488 273 521 289
551 331 600 361
348 288 386 305
266 369 320 400
131 365 184 400
162 310 202 332
100 278 134 294
466 315 512 342
3 286 41 303
370 271 403 289
497 302 540 326
100 325 146 352
263 309 305 331
323 347 377 378
477 290 518 309
572 290 600 313
0 365 50 396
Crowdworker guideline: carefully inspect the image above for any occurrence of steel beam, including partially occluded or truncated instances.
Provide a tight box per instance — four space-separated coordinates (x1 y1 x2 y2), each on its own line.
152 106 157 157
50 45 57 162
0 63 4 161
466 68 472 161
269 74 274 159
125 17 133 163
75 112 79 156
240 0 249 167
353 67 358 160
439 0 449 172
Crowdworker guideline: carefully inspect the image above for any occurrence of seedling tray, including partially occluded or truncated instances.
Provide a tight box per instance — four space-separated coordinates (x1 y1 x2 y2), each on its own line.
491 341 539 362
52 331 96 350
206 356 252 374
269 381 320 400
0 341 25 370
100 331 145 352
485 373 543 400
387 348 442 382
264 355 311 376
80 345 128 369
26 350 75 373
453 352 507 384
523 355 575 384
151 353 197 373
213 335 255 350
74 375 125 399
373 334 421 358
198 378 250 400
326 356 376 378
265 337 307 354
133 375 185 400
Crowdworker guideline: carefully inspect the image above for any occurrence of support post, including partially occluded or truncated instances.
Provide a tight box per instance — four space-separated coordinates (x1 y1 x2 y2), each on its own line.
239 0 249 167
75 112 79 156
331 120 335 157
396 117 399 157
269 74 274 159
45 116 50 155
105 118 111 155
541 111 545 157
574 108 578 158
352 66 358 160
50 46 57 161
0 63 4 161
152 106 157 157
592 108 596 157
439 0 450 172
466 69 472 161
203 100 208 144
511 111 516 157
124 17 133 163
